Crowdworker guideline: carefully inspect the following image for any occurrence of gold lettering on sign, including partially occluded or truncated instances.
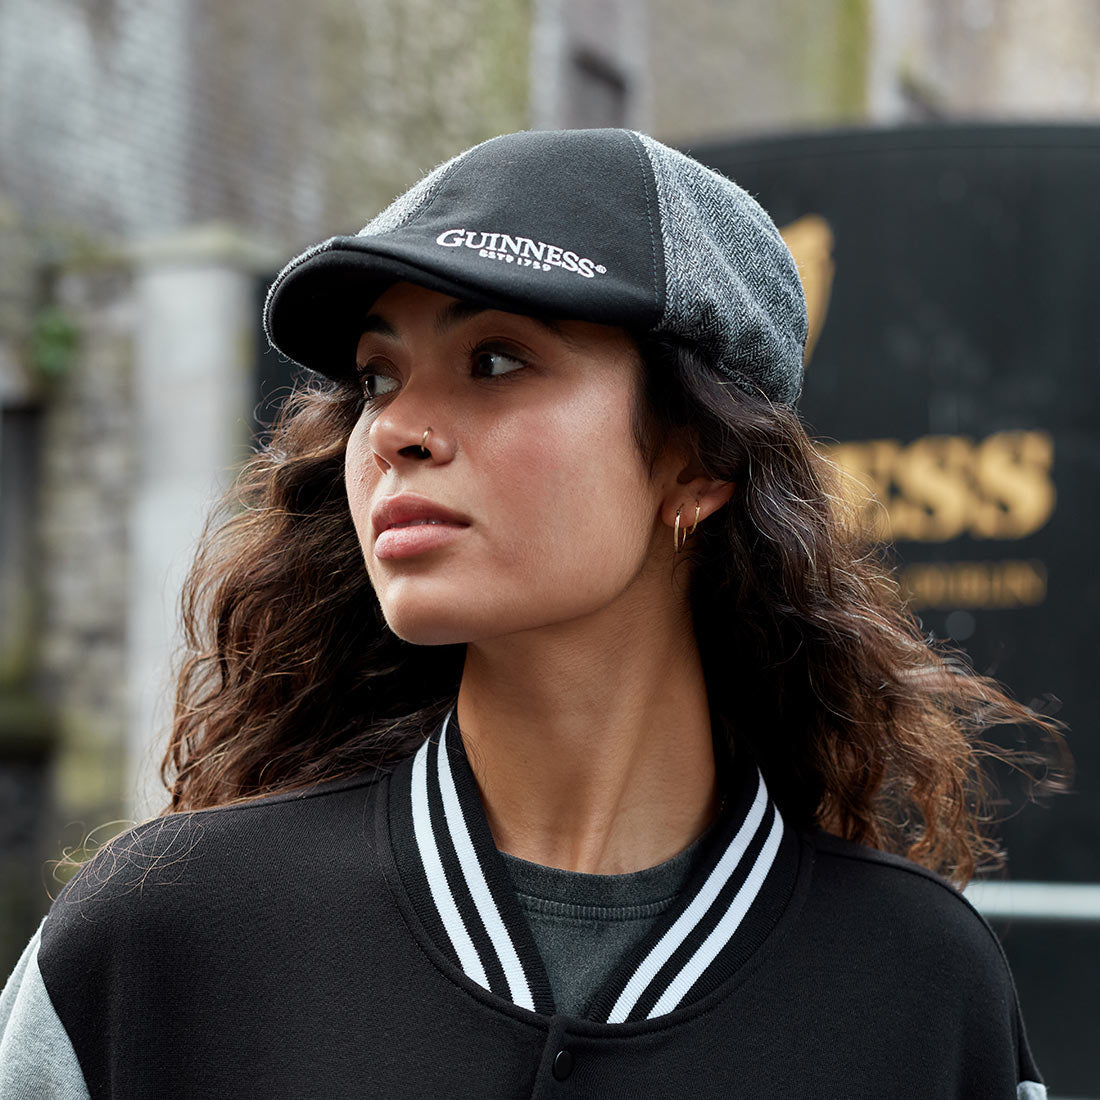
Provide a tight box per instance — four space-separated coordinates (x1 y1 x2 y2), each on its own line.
970 431 1056 538
780 215 834 366
890 435 972 541
900 560 1047 610
822 431 1055 543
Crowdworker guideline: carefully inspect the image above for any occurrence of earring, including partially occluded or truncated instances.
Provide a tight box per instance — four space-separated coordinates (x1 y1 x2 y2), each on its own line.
673 501 701 553
419 427 433 456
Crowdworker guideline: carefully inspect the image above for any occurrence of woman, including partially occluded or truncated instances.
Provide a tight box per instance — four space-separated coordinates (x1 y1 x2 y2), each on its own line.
1 129 1055 1097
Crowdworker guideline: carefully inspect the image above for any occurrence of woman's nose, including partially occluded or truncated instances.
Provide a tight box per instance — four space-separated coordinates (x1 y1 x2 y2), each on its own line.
368 397 455 473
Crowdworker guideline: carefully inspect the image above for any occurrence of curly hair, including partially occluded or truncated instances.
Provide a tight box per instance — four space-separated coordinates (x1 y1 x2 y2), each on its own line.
161 335 1066 885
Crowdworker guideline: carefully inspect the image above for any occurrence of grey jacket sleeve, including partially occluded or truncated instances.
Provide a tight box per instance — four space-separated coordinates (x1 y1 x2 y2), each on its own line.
0 918 91 1100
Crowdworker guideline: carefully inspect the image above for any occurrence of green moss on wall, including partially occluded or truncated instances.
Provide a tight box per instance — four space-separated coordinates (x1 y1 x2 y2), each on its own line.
473 0 532 140
315 0 532 234
782 0 870 124
834 0 870 119
30 306 80 381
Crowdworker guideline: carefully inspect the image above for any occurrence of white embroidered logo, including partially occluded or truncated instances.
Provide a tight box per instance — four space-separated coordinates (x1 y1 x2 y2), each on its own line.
435 228 607 279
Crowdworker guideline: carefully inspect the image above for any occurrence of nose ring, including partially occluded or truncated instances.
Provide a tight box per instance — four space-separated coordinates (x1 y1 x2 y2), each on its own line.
420 427 433 456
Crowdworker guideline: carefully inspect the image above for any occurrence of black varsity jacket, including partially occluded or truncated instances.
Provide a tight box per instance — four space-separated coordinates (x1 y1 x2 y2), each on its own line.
2 718 1044 1098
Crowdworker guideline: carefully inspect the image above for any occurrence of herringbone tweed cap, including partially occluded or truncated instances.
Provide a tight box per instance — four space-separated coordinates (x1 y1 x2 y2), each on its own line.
265 129 808 406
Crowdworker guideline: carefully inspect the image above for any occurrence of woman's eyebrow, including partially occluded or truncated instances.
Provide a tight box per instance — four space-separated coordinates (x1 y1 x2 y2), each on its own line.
359 313 397 338
360 300 569 341
436 299 568 339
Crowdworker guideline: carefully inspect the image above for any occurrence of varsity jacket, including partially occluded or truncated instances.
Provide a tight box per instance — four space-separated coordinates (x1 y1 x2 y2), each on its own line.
1 718 1045 1098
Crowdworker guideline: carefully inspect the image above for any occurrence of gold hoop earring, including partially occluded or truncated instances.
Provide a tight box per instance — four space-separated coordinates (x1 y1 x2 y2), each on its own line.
673 501 701 553
420 427 433 456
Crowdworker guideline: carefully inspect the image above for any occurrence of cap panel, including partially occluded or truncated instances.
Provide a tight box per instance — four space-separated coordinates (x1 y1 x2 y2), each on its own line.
356 143 478 238
264 129 665 379
263 148 472 373
353 129 663 325
635 133 807 406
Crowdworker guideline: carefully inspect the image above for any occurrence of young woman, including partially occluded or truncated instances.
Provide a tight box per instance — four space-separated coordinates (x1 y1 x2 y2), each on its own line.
2 129 1056 1098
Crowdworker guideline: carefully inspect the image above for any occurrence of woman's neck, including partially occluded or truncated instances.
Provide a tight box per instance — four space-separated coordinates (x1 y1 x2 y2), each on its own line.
455 589 719 875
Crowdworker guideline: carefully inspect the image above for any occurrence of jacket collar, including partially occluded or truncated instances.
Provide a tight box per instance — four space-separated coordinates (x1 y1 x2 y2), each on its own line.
385 711 799 1024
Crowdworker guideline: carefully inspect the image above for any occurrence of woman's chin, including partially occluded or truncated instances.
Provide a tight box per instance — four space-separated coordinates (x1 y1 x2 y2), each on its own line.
379 599 484 647
380 596 560 648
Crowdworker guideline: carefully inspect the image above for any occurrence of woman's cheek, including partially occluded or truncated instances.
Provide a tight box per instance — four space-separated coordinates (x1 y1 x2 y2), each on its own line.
486 406 651 593
344 418 378 548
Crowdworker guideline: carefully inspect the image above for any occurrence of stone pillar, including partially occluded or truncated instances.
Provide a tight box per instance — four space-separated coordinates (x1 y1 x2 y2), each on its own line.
127 225 278 818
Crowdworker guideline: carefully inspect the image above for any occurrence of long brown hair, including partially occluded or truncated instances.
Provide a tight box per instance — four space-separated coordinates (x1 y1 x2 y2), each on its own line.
162 334 1065 885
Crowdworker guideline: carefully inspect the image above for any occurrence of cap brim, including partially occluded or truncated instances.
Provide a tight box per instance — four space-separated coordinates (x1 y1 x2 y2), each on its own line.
264 239 583 381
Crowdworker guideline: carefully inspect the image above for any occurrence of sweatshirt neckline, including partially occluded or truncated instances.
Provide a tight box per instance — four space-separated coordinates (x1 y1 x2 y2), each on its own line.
499 817 714 912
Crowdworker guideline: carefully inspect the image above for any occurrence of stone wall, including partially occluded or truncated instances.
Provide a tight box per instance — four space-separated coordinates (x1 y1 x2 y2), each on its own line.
34 258 136 841
0 0 195 237
0 0 533 246
869 0 1100 122
647 0 870 143
307 0 532 239
0 229 137 970
647 0 1100 145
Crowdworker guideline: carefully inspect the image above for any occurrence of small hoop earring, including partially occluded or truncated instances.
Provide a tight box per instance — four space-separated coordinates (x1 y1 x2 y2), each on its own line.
419 427 433 456
687 501 700 537
673 501 701 553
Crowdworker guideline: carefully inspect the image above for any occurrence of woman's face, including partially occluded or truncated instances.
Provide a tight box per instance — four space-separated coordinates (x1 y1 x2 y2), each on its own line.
345 282 684 646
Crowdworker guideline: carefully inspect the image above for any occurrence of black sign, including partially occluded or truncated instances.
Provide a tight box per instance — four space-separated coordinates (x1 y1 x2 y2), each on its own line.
691 125 1099 1092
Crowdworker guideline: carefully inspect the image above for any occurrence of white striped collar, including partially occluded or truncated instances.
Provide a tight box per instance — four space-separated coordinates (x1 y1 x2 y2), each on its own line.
385 711 798 1024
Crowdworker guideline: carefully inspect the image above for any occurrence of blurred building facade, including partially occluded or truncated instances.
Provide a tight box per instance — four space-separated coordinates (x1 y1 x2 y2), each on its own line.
2 0 1100 1052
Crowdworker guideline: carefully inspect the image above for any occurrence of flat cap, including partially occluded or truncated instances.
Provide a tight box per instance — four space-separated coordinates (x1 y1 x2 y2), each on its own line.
265 129 807 405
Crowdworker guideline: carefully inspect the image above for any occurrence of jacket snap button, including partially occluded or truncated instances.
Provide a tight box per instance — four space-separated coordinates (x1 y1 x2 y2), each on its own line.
552 1049 574 1081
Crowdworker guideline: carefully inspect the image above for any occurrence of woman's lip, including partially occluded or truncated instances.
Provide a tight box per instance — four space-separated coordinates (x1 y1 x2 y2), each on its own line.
371 493 470 538
374 522 468 561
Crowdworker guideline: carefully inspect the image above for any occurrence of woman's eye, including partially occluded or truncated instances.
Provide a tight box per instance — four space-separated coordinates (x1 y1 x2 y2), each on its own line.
471 347 526 378
357 372 399 401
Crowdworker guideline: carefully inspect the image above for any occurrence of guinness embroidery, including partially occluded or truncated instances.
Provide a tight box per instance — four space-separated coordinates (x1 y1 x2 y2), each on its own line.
435 228 608 278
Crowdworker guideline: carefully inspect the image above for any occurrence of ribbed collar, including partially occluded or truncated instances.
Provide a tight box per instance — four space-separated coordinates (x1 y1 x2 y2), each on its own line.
383 712 799 1024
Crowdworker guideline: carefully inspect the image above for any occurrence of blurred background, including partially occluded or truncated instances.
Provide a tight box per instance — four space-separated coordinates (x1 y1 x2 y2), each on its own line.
1 0 1097 1093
